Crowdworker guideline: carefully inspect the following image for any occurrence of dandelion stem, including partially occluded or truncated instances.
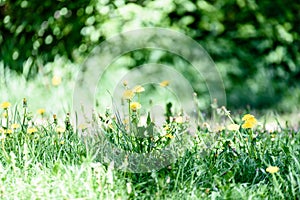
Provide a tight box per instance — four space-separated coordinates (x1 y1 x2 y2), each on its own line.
22 107 27 132
1 138 9 160
128 100 131 134
5 109 9 130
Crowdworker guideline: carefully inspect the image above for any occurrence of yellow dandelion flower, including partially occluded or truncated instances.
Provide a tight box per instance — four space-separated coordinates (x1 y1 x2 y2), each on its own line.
242 118 257 129
202 122 210 129
165 133 174 139
133 85 145 93
159 80 169 87
242 121 254 129
51 75 62 86
130 102 142 111
123 80 128 87
227 124 240 131
266 166 279 174
1 101 11 109
5 129 12 134
27 127 38 134
78 123 88 130
242 114 255 121
56 127 65 133
11 123 20 129
37 108 46 115
163 125 170 131
241 114 258 129
60 140 65 145
123 90 135 100
175 116 184 124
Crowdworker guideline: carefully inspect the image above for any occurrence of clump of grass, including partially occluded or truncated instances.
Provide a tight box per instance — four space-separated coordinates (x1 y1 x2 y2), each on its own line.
0 99 86 168
82 82 191 172
0 92 300 199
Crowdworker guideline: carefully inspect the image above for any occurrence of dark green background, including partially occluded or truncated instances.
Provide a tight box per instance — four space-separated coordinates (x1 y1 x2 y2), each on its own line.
1 0 299 110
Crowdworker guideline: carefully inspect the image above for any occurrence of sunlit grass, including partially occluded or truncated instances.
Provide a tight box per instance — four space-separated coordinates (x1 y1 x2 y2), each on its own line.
0 95 299 199
0 65 299 199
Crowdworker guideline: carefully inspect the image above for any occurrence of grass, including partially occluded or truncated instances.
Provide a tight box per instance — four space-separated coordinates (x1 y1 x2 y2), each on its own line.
1 63 300 199
1 98 300 199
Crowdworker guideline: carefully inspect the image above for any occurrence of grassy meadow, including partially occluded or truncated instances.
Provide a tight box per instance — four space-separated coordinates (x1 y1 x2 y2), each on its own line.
0 61 300 200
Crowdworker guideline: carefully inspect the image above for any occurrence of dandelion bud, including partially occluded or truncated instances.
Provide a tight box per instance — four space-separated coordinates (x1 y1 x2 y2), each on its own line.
64 113 71 131
53 114 57 125
23 98 27 108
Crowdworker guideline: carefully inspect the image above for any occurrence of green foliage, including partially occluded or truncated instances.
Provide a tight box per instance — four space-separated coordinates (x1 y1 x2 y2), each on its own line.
1 0 300 108
0 0 98 73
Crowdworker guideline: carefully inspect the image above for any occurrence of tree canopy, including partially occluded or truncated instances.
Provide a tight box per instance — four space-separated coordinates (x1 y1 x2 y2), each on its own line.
1 0 300 108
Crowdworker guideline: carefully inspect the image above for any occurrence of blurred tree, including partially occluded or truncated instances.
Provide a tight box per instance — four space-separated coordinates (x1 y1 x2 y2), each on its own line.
0 0 99 74
1 0 300 109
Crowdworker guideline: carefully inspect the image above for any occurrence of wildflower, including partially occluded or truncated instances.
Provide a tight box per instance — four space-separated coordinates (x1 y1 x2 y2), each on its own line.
133 85 145 93
78 123 88 130
127 182 132 194
2 112 8 118
242 119 257 129
130 102 142 111
27 127 38 134
227 124 240 131
265 122 279 133
53 114 57 125
11 123 20 129
165 133 174 139
60 140 65 145
271 134 276 141
266 166 279 174
56 127 65 133
242 114 257 129
123 80 128 87
166 176 171 184
175 116 184 124
202 122 210 130
205 188 210 194
51 75 62 86
64 113 71 131
160 80 169 87
163 125 170 131
23 98 27 108
5 129 12 134
1 101 11 109
123 90 135 100
0 134 6 141
37 108 46 115
221 106 231 116
214 125 225 132
242 114 255 121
